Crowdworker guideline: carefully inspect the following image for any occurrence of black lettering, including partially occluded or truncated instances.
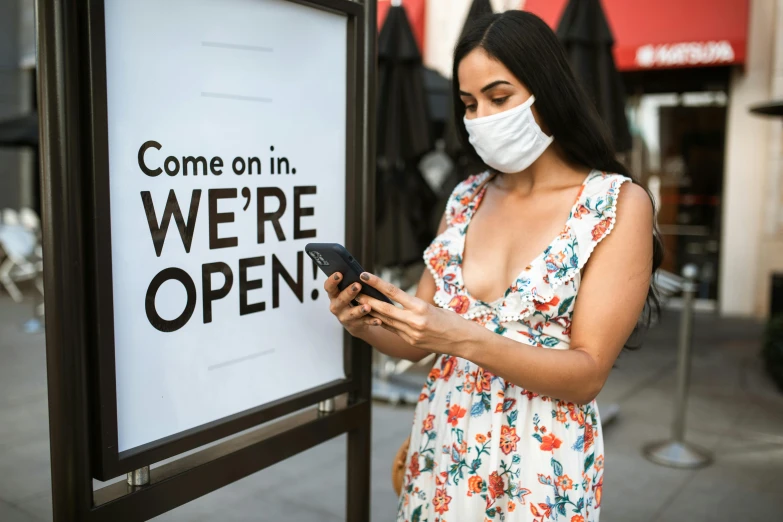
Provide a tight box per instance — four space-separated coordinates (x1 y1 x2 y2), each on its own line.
183 156 207 176
164 156 180 176
208 188 238 249
138 140 163 177
202 262 234 324
276 157 289 174
248 157 261 175
239 256 266 315
210 156 223 175
141 190 202 257
257 187 286 244
145 267 196 332
272 252 303 308
293 185 316 239
232 157 246 175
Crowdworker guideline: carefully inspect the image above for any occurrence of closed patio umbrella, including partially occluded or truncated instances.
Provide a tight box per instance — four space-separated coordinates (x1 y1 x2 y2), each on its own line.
439 0 494 218
0 112 42 215
0 112 39 148
422 67 450 139
444 0 494 161
556 0 632 152
375 4 436 268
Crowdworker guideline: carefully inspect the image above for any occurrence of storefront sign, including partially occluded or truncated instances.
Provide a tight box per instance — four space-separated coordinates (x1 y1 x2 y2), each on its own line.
103 0 348 452
40 0 373 518
522 0 749 72
635 41 736 69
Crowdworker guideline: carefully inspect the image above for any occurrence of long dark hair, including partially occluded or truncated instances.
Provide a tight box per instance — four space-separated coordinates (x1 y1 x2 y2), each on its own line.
452 11 664 338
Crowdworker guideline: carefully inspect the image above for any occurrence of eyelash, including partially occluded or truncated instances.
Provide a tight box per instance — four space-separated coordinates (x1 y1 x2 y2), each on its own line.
465 96 510 113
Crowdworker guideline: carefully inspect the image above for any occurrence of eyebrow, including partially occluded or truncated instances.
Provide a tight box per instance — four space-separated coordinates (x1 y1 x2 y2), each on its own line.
459 80 513 97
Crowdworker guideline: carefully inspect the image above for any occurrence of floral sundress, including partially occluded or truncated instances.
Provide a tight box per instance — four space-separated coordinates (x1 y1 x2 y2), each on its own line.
397 169 631 522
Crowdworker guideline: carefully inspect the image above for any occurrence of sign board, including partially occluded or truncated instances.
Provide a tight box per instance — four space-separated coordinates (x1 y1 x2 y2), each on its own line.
104 0 348 453
38 0 374 519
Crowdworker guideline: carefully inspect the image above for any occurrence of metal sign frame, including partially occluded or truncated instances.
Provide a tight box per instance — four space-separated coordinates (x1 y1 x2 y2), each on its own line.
37 0 375 520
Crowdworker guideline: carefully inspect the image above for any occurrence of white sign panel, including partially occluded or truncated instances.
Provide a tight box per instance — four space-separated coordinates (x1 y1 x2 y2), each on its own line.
104 0 347 452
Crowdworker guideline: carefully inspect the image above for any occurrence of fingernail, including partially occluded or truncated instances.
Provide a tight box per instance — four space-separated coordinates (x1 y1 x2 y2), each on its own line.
362 305 370 313
353 284 360 291
360 273 370 281
333 273 340 280
374 319 381 326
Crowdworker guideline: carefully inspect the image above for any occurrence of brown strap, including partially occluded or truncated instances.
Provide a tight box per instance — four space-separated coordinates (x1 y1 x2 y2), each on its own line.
391 435 411 497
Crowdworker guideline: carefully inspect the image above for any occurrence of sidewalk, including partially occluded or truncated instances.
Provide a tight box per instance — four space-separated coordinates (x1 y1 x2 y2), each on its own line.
1 294 782 521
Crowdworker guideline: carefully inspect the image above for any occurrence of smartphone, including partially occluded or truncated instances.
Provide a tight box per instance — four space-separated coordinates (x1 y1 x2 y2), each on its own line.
305 243 393 305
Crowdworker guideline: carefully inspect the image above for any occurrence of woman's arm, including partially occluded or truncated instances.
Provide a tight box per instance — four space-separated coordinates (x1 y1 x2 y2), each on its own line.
336 216 448 363
353 267 434 362
359 183 654 403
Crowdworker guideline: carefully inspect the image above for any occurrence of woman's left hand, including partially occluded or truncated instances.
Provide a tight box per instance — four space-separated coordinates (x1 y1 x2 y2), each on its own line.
355 272 477 355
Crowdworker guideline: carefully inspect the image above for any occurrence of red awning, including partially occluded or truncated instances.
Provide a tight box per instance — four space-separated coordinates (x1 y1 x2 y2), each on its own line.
521 0 749 71
377 0 427 53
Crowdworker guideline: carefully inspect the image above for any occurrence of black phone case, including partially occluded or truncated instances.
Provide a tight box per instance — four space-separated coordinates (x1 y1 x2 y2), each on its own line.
305 243 393 304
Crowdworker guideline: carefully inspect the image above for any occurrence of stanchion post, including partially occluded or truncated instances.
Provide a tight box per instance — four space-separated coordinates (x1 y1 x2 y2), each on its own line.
672 264 697 442
643 264 712 469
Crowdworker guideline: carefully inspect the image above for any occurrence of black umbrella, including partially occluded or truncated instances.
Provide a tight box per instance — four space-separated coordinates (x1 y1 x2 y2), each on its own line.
377 5 432 164
444 0 494 160
438 0 494 212
464 0 494 28
0 112 42 215
0 112 39 148
556 0 632 152
750 100 783 117
375 5 436 268
422 67 450 138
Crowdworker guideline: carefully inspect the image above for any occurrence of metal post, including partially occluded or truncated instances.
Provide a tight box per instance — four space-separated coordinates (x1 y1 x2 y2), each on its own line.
127 466 150 487
643 264 712 468
317 398 336 415
38 0 96 519
672 264 698 442
345 1 374 520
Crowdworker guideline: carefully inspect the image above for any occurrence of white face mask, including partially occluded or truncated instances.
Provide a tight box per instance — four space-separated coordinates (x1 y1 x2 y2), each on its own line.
463 95 554 173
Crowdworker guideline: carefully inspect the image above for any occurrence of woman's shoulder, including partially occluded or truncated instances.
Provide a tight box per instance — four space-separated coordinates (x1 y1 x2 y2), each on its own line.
575 171 636 216
582 170 632 193
570 172 654 286
612 179 654 231
583 171 650 219
569 171 650 249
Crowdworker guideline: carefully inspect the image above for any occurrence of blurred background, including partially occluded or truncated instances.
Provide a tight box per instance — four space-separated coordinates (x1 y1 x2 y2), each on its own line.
2 0 783 521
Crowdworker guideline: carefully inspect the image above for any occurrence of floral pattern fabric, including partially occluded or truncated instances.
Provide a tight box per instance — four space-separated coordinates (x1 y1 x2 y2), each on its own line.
397 170 630 522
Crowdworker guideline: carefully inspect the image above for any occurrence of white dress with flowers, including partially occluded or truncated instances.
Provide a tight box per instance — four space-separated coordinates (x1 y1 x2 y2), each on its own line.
396 170 630 522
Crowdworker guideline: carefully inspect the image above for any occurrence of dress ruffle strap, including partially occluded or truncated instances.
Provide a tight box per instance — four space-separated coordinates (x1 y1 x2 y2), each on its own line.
423 170 632 324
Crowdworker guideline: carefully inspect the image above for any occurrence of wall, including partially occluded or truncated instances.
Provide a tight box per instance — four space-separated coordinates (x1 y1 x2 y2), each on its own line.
753 0 783 317
720 0 778 317
422 0 779 317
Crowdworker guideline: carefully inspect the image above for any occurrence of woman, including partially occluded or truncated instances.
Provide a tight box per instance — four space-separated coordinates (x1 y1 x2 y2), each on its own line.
325 11 662 522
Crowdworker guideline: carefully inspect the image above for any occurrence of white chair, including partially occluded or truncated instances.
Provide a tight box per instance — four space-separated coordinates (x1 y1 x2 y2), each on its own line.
1 208 20 226
19 208 41 235
0 224 42 303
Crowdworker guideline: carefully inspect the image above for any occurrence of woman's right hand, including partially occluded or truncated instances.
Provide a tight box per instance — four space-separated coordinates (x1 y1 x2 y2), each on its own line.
324 273 377 337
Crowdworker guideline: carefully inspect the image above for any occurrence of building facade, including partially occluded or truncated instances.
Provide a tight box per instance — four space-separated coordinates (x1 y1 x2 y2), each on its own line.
396 0 781 319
